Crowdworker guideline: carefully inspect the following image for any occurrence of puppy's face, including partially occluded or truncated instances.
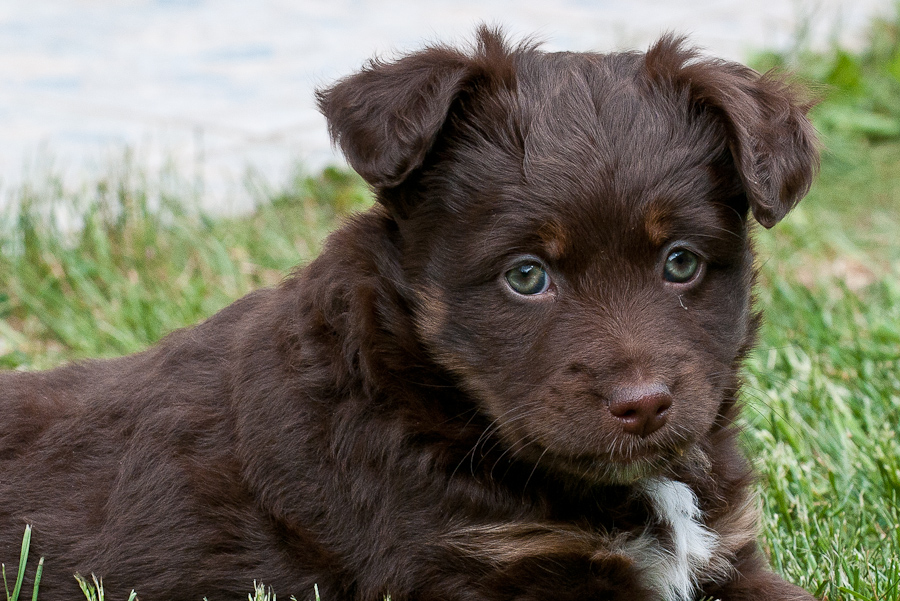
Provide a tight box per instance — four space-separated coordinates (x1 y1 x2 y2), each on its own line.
404 58 754 483
318 30 817 485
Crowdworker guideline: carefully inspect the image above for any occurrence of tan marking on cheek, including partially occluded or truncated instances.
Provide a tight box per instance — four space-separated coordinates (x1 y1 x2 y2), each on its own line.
642 204 671 247
413 284 497 404
414 284 450 342
414 284 468 376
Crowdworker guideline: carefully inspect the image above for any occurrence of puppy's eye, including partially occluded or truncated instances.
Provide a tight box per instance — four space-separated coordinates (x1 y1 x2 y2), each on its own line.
663 249 700 283
505 262 551 295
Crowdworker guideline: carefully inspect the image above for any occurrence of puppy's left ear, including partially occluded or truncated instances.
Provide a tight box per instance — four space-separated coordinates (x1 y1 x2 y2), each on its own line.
316 46 471 191
646 37 820 228
723 73 820 228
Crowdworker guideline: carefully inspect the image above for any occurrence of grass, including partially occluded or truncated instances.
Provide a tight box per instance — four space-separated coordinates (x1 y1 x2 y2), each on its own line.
2 10 900 601
0 162 370 369
744 9 900 598
75 574 136 601
2 526 42 601
3 527 315 601
3 529 282 601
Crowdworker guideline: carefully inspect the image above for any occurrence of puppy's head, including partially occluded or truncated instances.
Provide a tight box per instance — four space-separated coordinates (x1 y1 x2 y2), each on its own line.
318 28 818 484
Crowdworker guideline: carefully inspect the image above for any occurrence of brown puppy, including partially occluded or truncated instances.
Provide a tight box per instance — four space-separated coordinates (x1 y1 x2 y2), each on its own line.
1 28 818 601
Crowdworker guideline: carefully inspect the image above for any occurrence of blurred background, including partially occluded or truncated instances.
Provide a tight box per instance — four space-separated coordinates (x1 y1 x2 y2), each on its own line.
0 0 895 211
2 4 900 597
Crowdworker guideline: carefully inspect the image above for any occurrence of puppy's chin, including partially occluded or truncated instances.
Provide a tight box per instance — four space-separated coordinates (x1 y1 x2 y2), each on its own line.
527 438 695 487
563 456 664 486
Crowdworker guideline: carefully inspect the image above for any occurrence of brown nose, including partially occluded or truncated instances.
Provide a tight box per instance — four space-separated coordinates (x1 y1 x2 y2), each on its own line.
608 384 673 437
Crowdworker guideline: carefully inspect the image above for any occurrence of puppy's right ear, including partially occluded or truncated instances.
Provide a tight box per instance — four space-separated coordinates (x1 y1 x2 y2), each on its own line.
316 47 471 191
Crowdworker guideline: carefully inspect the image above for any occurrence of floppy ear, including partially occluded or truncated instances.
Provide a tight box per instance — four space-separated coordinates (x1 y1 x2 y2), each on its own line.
645 36 820 228
316 46 471 191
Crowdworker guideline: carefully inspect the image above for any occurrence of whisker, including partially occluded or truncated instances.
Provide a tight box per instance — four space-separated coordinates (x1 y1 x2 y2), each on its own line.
522 446 551 493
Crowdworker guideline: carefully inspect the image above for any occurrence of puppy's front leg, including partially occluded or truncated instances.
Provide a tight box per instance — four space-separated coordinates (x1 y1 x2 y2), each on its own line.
431 522 653 601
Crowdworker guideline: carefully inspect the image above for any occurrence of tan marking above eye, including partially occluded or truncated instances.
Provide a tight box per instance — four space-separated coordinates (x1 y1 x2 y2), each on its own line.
537 221 569 260
642 204 672 247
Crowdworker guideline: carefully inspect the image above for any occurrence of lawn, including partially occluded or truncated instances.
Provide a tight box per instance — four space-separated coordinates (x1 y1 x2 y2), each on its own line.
2 13 900 601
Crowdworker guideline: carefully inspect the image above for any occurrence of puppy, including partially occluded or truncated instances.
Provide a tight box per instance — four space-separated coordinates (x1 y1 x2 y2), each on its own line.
1 27 818 601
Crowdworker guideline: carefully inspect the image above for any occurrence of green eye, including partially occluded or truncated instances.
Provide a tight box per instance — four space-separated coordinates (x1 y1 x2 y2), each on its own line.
663 249 700 283
505 262 551 295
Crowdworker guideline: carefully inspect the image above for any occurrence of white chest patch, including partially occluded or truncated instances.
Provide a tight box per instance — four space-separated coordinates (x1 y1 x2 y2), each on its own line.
625 477 719 601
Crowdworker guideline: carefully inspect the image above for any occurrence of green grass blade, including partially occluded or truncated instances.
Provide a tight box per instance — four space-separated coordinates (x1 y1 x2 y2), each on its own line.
10 525 32 601
836 587 876 601
75 573 96 601
30 559 42 601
